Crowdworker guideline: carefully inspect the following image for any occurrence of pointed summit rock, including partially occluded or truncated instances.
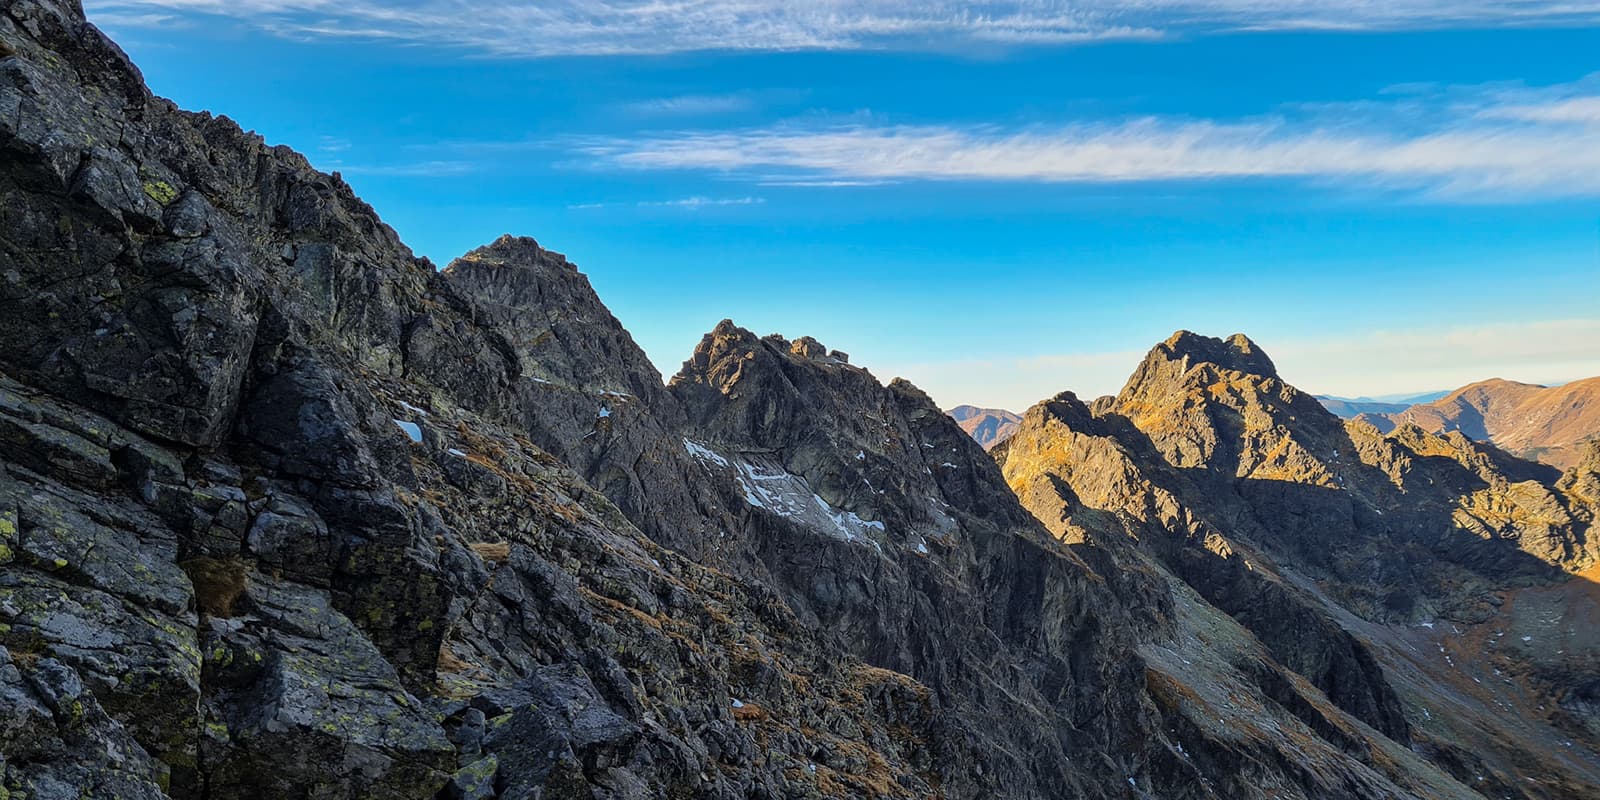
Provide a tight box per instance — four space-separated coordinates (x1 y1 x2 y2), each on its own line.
443 234 676 412
1153 330 1278 378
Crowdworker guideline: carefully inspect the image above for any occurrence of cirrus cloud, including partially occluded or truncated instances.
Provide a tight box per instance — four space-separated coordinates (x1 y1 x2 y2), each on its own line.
83 0 1600 57
578 77 1600 199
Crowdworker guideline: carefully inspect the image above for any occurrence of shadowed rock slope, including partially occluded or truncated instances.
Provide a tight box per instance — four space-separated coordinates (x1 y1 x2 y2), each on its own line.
998 331 1600 800
0 4 1594 799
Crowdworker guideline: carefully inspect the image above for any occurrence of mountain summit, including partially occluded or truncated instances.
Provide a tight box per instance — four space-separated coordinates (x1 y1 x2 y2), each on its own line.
998 331 1600 798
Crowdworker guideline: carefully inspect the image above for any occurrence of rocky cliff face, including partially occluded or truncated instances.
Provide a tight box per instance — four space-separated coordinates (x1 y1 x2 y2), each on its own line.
3 4 1599 799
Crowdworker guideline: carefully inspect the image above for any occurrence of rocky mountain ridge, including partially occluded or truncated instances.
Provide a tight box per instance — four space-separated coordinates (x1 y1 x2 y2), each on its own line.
2 4 1598 799
997 331 1600 799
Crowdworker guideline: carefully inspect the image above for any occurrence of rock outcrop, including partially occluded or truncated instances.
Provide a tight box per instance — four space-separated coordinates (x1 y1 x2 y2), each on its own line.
3 4 1599 800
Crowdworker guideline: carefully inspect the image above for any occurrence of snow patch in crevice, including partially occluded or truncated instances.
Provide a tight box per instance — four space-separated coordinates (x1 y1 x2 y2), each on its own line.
392 419 422 443
683 438 729 468
731 456 887 551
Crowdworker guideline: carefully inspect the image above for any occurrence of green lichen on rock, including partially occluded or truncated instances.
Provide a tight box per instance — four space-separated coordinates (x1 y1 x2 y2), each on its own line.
142 178 178 205
1 508 18 565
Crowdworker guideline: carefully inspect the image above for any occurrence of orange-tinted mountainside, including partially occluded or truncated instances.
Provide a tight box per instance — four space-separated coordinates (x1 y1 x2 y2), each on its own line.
1361 377 1600 469
948 405 1022 450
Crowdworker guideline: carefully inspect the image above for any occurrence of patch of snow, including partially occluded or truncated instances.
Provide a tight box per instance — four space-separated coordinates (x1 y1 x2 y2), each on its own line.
1521 635 1533 642
730 698 744 709
939 462 958 468
915 541 929 555
392 419 422 443
1419 621 1435 629
855 450 865 460
529 377 551 384
600 390 631 397
811 494 886 543
732 457 886 551
447 448 468 458
398 400 428 417
735 462 799 512
684 439 729 467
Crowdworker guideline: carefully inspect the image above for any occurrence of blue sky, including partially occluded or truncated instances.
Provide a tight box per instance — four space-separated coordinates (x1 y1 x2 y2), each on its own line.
87 2 1600 410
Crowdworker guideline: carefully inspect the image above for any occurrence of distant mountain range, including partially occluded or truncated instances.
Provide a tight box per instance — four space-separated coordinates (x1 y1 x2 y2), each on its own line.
1314 391 1450 419
1356 377 1600 469
947 405 1023 449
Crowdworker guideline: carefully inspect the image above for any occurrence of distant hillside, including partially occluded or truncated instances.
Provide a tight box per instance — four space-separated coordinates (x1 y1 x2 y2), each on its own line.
1316 390 1449 419
1315 396 1411 418
948 405 1022 450
1361 377 1600 469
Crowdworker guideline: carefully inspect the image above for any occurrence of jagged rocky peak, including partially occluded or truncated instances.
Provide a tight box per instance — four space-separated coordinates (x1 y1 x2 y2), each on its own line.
443 232 671 406
449 233 576 277
998 332 1600 794
670 320 868 439
1159 329 1278 378
1118 329 1281 405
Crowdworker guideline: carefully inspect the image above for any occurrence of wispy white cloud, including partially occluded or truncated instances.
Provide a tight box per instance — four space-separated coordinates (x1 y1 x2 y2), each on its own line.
87 11 180 28
83 1 1600 57
581 77 1600 198
622 94 758 116
756 178 899 187
642 195 765 207
569 196 765 210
